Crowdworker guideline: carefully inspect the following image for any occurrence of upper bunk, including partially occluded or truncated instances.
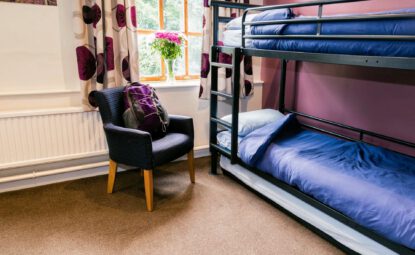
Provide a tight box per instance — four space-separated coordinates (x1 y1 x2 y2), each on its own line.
211 0 415 70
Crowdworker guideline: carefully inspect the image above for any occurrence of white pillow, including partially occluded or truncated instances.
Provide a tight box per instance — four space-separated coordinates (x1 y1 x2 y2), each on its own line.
221 109 285 137
225 14 258 30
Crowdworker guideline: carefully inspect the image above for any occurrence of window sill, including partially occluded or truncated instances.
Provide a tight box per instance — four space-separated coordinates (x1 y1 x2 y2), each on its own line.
146 79 264 89
147 80 200 89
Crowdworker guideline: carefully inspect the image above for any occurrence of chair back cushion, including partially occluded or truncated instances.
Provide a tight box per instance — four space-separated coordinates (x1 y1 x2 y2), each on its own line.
94 87 125 126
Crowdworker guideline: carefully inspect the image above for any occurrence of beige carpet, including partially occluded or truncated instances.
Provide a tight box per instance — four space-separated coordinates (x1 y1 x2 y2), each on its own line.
0 157 343 255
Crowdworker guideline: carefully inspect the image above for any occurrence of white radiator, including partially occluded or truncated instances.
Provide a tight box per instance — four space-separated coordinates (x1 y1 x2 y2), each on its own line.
0 108 108 169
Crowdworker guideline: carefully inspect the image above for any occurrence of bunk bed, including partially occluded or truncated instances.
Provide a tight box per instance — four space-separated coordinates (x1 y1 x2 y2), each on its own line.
208 0 415 254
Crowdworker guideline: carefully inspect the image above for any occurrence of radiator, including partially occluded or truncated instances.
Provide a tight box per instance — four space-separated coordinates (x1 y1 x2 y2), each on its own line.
0 108 108 169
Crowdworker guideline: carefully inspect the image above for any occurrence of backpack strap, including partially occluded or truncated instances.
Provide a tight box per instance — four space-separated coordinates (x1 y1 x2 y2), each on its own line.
150 86 168 133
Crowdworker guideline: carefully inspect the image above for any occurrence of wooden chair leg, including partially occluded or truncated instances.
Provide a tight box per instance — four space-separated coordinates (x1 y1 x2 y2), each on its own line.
187 149 195 183
143 169 154 212
107 159 118 194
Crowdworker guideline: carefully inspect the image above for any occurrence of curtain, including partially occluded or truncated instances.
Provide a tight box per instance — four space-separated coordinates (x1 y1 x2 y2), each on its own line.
73 0 139 110
199 0 261 99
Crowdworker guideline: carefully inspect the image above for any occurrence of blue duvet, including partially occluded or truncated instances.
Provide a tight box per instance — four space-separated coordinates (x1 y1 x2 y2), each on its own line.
238 114 415 249
250 8 415 57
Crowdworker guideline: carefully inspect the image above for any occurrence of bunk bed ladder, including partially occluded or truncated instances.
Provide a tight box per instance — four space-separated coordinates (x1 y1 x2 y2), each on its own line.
210 46 241 174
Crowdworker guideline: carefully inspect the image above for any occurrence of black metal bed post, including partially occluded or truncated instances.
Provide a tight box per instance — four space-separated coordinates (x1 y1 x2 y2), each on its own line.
278 59 287 112
231 48 241 164
210 46 219 174
213 5 219 45
241 10 248 48
210 4 220 175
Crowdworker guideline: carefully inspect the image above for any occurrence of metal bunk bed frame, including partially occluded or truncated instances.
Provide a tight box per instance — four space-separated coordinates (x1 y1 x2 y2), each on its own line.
209 0 415 254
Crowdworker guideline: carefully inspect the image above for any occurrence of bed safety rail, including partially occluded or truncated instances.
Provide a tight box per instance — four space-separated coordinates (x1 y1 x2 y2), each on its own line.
289 110 415 149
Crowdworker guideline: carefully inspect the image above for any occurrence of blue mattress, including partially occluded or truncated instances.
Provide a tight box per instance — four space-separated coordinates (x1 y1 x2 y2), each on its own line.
223 114 415 249
250 8 415 57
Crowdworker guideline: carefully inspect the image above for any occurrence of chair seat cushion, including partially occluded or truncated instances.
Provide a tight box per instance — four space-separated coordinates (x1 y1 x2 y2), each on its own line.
152 133 193 167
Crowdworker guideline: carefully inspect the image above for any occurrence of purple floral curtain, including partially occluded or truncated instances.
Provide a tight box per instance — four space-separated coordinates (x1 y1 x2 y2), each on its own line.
73 0 139 110
199 0 261 99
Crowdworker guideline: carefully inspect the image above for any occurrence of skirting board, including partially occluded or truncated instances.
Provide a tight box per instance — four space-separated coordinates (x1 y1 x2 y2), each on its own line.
0 145 209 193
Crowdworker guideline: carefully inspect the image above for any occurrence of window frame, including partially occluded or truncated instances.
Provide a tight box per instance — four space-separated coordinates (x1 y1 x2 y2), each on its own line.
138 0 202 82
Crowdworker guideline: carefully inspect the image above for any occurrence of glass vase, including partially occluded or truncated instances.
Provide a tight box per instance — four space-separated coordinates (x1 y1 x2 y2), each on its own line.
164 59 176 83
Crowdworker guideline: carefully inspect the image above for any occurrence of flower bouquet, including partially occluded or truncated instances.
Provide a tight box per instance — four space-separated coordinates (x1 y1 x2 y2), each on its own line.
150 31 186 82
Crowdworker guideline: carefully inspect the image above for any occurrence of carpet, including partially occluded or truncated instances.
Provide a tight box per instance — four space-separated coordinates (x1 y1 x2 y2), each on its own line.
0 157 343 255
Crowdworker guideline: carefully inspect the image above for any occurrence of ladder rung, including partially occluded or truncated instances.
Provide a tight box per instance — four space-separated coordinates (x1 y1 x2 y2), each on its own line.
211 62 233 69
216 46 236 55
210 143 231 157
211 91 233 99
211 117 232 129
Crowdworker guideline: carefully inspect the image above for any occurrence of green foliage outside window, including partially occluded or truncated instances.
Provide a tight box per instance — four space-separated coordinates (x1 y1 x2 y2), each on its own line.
137 0 159 30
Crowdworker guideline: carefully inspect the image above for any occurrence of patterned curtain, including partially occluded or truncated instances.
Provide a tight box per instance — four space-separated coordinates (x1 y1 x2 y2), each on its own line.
199 0 261 99
73 0 139 110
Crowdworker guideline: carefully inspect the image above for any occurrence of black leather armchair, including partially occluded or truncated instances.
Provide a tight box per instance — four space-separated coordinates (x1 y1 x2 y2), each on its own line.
94 87 195 211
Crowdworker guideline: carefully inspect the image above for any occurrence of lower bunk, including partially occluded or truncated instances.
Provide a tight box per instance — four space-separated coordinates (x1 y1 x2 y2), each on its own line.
216 112 415 254
221 157 393 255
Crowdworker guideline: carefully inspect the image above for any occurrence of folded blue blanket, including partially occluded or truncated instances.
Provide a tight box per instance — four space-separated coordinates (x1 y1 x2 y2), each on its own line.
225 8 293 31
251 8 415 36
252 7 294 22
250 8 292 36
249 8 415 57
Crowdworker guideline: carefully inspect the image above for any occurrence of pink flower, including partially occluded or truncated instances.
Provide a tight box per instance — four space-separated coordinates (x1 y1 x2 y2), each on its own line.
154 31 184 45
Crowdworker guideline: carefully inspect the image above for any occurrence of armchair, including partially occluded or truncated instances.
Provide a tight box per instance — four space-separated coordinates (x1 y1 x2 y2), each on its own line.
94 87 195 211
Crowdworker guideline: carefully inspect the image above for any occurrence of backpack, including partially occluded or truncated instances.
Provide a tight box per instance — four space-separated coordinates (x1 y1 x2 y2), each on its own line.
123 82 169 138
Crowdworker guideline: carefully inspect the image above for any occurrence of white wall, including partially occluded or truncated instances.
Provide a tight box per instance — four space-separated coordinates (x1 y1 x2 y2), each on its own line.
0 1 80 112
0 2 63 93
57 0 80 92
0 3 64 92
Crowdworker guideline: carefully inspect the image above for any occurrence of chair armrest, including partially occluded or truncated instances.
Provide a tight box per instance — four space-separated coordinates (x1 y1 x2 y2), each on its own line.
168 115 194 140
103 124 154 168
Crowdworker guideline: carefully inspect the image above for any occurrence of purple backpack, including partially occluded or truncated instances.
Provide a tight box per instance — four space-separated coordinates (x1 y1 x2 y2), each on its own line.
123 82 169 137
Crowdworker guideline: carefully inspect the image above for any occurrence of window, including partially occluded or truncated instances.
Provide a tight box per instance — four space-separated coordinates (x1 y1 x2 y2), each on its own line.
137 0 203 81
